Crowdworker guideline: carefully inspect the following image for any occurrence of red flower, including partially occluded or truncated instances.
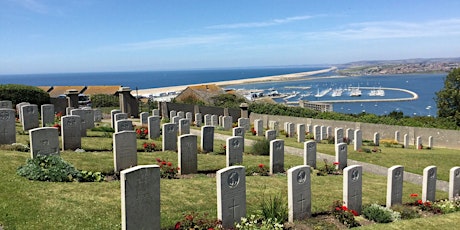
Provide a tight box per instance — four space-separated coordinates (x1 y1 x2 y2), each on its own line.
335 207 341 211
258 163 265 168
351 210 359 216
417 199 423 205
167 162 172 166
424 201 431 206
410 193 418 197
143 129 148 134
174 222 181 229
136 129 141 134
143 143 148 148
333 162 339 165
341 206 348 211
208 228 214 230
151 143 156 148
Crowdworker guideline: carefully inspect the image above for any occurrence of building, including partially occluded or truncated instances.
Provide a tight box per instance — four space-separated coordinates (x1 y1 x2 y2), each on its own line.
299 100 333 112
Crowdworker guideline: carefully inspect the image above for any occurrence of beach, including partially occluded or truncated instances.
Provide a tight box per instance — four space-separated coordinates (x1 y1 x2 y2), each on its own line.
134 67 337 96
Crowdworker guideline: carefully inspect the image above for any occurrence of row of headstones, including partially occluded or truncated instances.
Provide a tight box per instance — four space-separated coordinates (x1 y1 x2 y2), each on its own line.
120 163 460 229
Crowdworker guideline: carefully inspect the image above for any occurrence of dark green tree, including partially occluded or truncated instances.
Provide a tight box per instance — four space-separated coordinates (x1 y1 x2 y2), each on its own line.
435 68 460 126
0 84 50 107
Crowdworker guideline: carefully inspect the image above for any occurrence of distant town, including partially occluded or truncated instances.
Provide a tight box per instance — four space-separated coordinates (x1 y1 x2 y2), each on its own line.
337 57 460 76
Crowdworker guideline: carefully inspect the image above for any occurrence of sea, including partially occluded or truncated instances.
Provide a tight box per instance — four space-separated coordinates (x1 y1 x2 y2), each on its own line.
0 66 447 117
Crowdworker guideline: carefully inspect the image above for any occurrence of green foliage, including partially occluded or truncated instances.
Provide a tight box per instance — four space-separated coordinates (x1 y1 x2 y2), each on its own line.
90 94 119 107
177 94 206 105
0 143 30 152
331 200 361 228
91 124 115 133
155 158 179 179
17 155 81 182
236 214 284 230
249 139 270 156
259 194 288 224
432 198 460 214
436 68 460 126
246 163 270 176
0 84 50 107
173 212 222 230
316 159 340 176
211 94 246 108
79 170 105 182
390 204 421 219
362 203 400 223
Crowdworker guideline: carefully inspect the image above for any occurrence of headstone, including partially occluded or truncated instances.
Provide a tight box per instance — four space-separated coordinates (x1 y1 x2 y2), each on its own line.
353 129 362 151
178 134 198 174
346 128 354 143
110 109 121 128
233 127 245 137
428 136 433 149
416 136 422 149
270 139 284 174
195 113 202 127
284 122 290 133
61 115 81 150
185 112 193 122
386 165 404 207
114 112 128 125
66 107 74 116
139 112 149 125
16 102 30 121
326 126 332 138
403 134 409 148
82 108 95 129
320 126 327 140
306 124 312 134
226 136 244 167
211 115 218 126
254 119 263 136
269 120 279 136
218 115 223 127
71 109 88 137
265 130 276 142
93 109 102 122
297 124 305 142
152 109 160 117
201 126 214 153
0 109 16 144
172 116 180 124
335 143 347 170
179 118 190 135
116 119 134 133
335 128 344 144
313 125 321 142
121 165 160 230
374 132 380 146
449 166 460 201
0 100 12 109
204 114 212 126
41 104 55 127
394 131 400 142
113 131 138 172
288 165 311 222
238 118 250 132
162 123 178 151
304 140 316 168
222 116 233 131
29 127 60 158
216 166 246 229
422 166 437 202
21 104 39 131
343 165 363 214
148 116 161 139
177 111 185 118
169 110 176 119
287 123 295 138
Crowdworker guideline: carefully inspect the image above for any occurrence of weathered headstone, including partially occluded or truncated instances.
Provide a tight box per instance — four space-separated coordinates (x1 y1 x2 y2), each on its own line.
216 166 246 229
449 166 460 201
21 104 39 131
71 109 88 137
211 115 218 126
114 113 128 125
269 120 279 136
265 130 276 142
218 115 223 127
374 132 380 146
116 119 134 133
176 111 184 119
201 126 214 153
93 109 102 122
148 116 161 139
169 110 177 119
346 128 354 143
386 165 404 207
185 112 193 122
41 104 55 127
343 165 363 214
30 127 60 158
326 126 332 139
287 122 295 138
16 102 30 122
0 109 16 144
195 113 202 127
284 122 290 133
428 136 433 149
270 139 284 174
0 100 12 109
288 165 311 222
313 125 321 142
304 140 316 168
403 134 409 148
254 119 263 136
222 116 233 131
416 136 422 149
152 109 160 117
204 114 212 126
178 134 198 175
110 109 121 128
162 123 178 151
320 126 327 140
335 128 344 144
61 115 81 150
394 131 400 143
335 143 347 170
238 118 250 132
306 124 312 135
226 136 244 167
139 112 149 125
66 107 74 116
83 108 95 129
233 127 245 137
297 124 305 142
353 129 362 151
179 118 190 135
422 166 437 202
113 130 138 172
121 165 160 230
172 116 180 124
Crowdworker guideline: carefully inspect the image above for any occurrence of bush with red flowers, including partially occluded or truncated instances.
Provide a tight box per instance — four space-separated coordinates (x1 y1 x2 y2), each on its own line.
135 127 148 139
331 200 360 228
155 158 179 179
142 142 159 152
174 212 222 230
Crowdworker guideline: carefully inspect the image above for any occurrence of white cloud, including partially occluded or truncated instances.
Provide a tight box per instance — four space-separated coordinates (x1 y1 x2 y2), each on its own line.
207 15 313 29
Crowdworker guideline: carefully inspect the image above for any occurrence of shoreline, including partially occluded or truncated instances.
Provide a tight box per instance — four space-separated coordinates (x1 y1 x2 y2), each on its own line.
135 67 337 96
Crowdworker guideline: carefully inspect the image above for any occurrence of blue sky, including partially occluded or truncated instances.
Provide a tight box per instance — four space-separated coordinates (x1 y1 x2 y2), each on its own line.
1 0 460 74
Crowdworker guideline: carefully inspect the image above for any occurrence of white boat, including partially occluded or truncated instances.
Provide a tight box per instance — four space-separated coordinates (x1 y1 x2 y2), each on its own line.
349 87 362 97
331 88 343 97
314 88 332 98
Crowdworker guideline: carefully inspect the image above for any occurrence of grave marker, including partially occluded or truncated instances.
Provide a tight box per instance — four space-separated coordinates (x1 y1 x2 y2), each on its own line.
335 143 347 170
204 114 212 126
395 131 400 142
162 123 178 151
304 140 316 168
211 115 218 126
353 129 362 151
270 139 284 174
313 125 321 142
374 132 380 146
116 119 133 133
30 127 60 158
201 126 214 153
139 112 149 125
335 128 344 144
238 118 250 132
110 109 121 128
21 104 39 131
195 113 202 127
265 130 276 142
288 165 311 222
254 119 263 136
226 136 244 167
222 116 232 131
41 104 54 127
152 109 160 117
422 166 437 202
403 134 409 148
178 134 198 174
179 118 190 135
386 165 404 207
0 100 12 109
449 167 460 201
61 115 81 150
216 166 246 229
148 116 161 139
343 165 363 214
0 109 16 144
297 124 305 142
113 131 138 172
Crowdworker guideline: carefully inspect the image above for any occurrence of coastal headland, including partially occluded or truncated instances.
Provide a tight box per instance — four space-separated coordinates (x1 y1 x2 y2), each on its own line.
135 67 337 96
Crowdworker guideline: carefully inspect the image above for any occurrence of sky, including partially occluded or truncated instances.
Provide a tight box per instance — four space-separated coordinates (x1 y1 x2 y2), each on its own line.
1 0 460 74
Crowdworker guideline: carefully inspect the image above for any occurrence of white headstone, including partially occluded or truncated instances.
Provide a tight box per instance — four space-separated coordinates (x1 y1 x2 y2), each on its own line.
353 129 362 151
110 109 121 128
152 109 160 117
139 112 149 125
30 127 60 158
61 115 81 150
304 140 316 168
297 124 305 143
288 165 311 222
270 139 284 174
113 131 137 172
0 100 12 109
403 134 409 148
428 136 433 149
374 132 380 146
41 104 55 127
179 118 190 135
0 109 16 144
222 116 233 131
195 113 202 127
422 166 437 202
265 130 276 142
178 134 198 174
335 128 344 144
116 119 133 133
162 123 178 151
148 116 161 139
335 143 347 170
204 114 212 126
416 136 422 149
343 165 363 214
238 118 250 132
449 166 460 201
254 119 263 136
386 165 404 207
226 136 244 167
394 131 400 142
313 125 321 142
21 104 39 131
216 166 246 229
211 115 218 126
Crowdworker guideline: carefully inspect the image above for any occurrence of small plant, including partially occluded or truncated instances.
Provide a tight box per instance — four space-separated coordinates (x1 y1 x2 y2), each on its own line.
362 203 400 223
371 147 381 153
0 143 30 152
259 193 288 224
17 155 81 182
217 144 226 155
246 163 269 176
142 142 158 152
250 127 257 135
235 214 284 230
135 127 148 139
79 170 105 182
155 158 179 179
432 198 460 214
390 204 421 219
331 200 360 228
316 159 341 176
174 212 222 230
408 193 442 214
249 139 270 156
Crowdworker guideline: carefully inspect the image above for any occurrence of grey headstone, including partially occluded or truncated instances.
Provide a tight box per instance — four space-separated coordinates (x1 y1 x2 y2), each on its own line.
335 143 347 170
422 166 437 202
169 110 176 119
113 112 128 125
61 115 81 150
82 108 95 129
335 128 344 144
269 120 279 136
204 114 212 126
374 132 380 146
222 116 233 131
41 104 55 127
179 118 190 135
195 113 202 127
116 119 133 133
21 104 39 131
93 109 102 122
148 116 161 139
313 125 321 142
346 128 354 143
201 126 214 153
233 127 245 137
66 107 74 116
449 166 460 201
287 123 295 138
403 134 409 148
216 166 246 229
395 131 400 142
428 136 433 149
265 130 276 142
121 165 160 230
416 136 422 149
386 165 404 207
288 165 311 222
270 139 284 174
185 112 193 122
306 124 312 134
297 124 305 143
113 131 138 172
0 100 12 109
284 122 290 133
304 140 316 168
226 136 244 167
178 134 198 174
172 116 180 124
254 119 263 136
30 127 60 158
353 129 362 151
211 115 218 126
16 102 30 122
0 109 16 144
326 126 332 139
162 123 178 151
218 115 223 127
71 109 88 137
140 112 149 125
110 109 121 128
152 109 160 117
238 118 250 132
177 111 185 118
320 126 326 140
343 165 363 214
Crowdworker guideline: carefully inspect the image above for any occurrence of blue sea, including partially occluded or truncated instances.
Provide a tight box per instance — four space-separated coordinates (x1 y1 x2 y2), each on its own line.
0 67 447 117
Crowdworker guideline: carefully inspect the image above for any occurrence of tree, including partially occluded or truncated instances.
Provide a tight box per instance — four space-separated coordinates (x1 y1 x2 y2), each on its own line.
435 68 460 126
0 84 50 107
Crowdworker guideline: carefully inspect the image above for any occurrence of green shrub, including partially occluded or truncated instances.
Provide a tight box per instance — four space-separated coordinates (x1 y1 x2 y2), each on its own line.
79 171 105 182
0 84 50 107
90 94 119 108
236 214 284 230
331 200 360 228
249 139 270 156
259 193 288 224
17 155 82 182
362 203 400 223
174 212 221 230
432 198 460 214
0 143 30 152
246 163 269 176
390 204 421 219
